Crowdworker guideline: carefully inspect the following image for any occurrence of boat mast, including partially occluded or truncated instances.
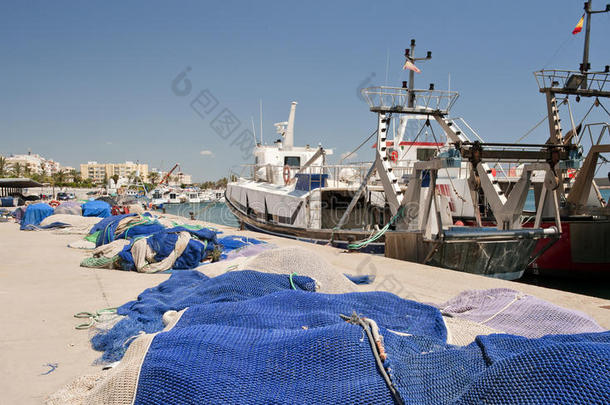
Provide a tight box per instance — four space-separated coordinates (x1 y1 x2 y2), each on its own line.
405 39 431 108
580 1 610 74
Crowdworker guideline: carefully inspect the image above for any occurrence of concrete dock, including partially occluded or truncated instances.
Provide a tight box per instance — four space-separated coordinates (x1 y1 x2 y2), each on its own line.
0 217 608 404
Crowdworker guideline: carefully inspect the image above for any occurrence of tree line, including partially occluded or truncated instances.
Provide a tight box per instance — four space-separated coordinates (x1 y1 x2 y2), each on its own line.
0 157 232 189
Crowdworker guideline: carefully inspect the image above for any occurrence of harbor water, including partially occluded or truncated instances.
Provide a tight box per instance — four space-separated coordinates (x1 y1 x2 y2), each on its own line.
157 202 239 228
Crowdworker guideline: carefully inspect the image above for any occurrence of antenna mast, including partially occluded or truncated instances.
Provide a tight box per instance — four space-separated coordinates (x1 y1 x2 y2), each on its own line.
580 0 610 74
405 39 432 107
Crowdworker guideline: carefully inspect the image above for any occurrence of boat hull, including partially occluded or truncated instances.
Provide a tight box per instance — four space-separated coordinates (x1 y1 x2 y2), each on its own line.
528 219 610 279
225 193 385 253
226 192 538 279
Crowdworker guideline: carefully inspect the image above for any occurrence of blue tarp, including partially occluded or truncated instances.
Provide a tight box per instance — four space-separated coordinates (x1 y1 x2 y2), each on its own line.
82 200 112 218
1 197 15 207
20 203 54 230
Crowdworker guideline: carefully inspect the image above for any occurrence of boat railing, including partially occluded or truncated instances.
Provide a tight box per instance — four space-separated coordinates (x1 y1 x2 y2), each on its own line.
579 122 610 146
230 163 419 189
361 86 459 114
534 69 610 95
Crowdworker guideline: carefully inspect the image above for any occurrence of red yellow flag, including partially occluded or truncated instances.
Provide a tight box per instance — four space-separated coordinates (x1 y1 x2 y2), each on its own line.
572 15 584 35
402 59 421 73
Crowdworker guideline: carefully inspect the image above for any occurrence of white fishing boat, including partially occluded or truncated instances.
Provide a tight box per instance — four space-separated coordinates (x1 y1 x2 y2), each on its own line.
225 45 577 279
187 191 201 204
167 191 181 204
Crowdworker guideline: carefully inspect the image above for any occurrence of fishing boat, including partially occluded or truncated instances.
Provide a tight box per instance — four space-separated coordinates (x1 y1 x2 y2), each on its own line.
225 45 581 280
187 190 201 204
523 1 610 279
150 188 168 206
167 190 181 204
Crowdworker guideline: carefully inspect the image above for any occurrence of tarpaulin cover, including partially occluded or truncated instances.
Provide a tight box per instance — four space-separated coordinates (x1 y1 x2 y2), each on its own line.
91 270 317 363
82 200 112 218
53 201 82 216
0 197 15 207
20 203 54 230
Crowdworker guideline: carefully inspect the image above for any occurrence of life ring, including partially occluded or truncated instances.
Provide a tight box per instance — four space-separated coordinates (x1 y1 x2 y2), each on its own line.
283 165 291 185
49 200 60 208
390 150 399 162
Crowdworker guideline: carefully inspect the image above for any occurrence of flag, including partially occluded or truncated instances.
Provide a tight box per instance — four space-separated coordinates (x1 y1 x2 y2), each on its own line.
572 14 584 35
402 59 421 73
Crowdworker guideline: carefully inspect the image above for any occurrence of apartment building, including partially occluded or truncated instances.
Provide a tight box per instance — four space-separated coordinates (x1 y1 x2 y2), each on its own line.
80 161 149 184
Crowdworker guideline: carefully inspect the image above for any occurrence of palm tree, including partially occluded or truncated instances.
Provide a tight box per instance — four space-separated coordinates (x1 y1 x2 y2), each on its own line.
127 170 137 185
0 157 7 177
53 170 66 186
11 163 23 177
149 171 160 186
70 169 81 186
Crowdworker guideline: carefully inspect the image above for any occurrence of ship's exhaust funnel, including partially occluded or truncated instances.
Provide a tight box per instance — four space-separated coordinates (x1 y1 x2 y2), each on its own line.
285 101 297 149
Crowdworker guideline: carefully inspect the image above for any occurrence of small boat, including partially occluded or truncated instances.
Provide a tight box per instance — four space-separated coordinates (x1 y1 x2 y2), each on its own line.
187 191 201 204
167 191 181 204
150 189 168 206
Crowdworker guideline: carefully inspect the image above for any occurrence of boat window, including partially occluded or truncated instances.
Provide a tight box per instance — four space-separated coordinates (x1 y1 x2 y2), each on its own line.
416 148 437 161
284 156 301 167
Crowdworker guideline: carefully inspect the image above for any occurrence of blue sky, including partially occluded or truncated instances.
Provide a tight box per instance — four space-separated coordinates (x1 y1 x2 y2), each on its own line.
1 1 609 181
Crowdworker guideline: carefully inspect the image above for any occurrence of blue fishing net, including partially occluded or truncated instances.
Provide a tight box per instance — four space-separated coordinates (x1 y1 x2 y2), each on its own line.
127 272 609 404
91 270 316 363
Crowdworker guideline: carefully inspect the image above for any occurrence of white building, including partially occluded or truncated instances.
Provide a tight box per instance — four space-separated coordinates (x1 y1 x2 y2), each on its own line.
5 152 66 176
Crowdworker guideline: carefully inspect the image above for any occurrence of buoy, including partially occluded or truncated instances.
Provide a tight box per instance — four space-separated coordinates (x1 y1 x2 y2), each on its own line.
283 165 291 185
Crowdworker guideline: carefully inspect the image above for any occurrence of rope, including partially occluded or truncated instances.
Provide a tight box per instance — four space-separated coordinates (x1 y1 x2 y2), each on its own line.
347 206 405 250
40 363 59 375
339 129 378 164
74 307 118 329
340 312 404 405
479 292 525 325
597 98 610 118
515 115 548 144
289 272 298 290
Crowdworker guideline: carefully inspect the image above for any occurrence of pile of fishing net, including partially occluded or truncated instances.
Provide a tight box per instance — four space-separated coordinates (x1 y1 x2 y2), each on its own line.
79 214 267 273
80 227 219 272
47 266 609 405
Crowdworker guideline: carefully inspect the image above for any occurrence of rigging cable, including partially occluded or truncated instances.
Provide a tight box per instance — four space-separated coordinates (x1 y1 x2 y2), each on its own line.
428 123 468 204
339 129 378 164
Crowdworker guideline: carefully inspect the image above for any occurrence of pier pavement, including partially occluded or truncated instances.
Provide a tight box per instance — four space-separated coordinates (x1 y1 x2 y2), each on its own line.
0 216 608 403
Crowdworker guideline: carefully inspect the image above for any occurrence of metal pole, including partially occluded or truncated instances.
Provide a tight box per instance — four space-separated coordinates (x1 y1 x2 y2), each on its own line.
581 1 592 74
335 163 377 230
408 39 415 108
